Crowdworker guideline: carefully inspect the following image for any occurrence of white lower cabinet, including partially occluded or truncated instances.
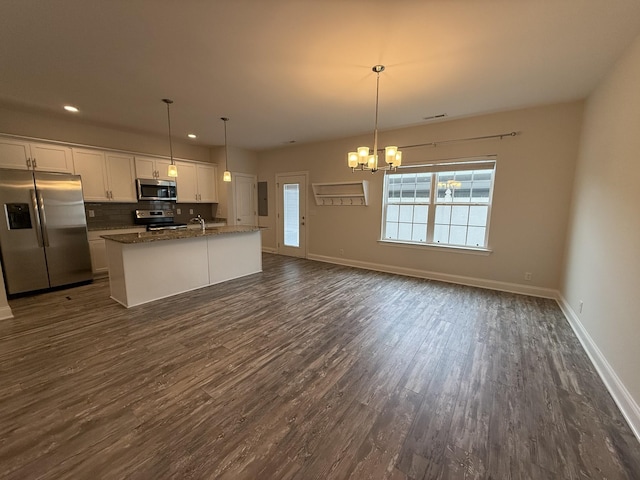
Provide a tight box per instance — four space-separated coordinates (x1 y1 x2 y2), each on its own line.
73 148 137 202
87 228 145 275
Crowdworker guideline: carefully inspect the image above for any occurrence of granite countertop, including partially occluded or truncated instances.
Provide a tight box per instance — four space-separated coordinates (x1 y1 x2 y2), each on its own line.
101 225 262 244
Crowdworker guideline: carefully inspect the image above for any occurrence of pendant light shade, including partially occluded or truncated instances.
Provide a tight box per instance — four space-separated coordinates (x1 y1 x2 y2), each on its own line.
221 117 231 182
163 98 178 177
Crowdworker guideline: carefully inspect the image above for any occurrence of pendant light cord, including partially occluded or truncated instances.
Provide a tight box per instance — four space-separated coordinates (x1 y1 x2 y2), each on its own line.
222 117 229 171
163 99 175 165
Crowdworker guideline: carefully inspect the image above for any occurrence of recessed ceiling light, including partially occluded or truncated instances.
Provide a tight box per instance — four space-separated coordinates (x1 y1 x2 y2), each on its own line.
63 105 79 113
187 133 197 139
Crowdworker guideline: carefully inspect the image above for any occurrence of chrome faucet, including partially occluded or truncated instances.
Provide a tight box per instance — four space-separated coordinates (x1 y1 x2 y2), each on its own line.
190 214 205 230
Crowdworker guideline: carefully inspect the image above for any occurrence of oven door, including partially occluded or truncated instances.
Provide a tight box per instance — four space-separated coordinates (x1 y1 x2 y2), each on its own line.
136 179 177 201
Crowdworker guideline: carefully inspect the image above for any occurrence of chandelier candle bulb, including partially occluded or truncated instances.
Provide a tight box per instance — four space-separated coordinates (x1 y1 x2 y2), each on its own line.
357 146 369 165
368 154 378 171
385 146 397 164
348 152 359 169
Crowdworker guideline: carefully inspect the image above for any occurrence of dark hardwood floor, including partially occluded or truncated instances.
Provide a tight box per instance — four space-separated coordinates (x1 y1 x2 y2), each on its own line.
1 253 639 479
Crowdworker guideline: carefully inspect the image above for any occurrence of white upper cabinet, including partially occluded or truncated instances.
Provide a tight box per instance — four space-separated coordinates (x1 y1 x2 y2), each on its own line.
175 161 198 203
73 148 137 203
175 160 218 203
105 152 137 202
135 155 174 181
196 163 218 203
0 138 73 173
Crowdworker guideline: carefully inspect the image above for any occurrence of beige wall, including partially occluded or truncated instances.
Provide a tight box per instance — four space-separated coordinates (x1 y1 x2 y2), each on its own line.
561 34 640 423
210 145 259 220
0 104 211 162
258 102 582 291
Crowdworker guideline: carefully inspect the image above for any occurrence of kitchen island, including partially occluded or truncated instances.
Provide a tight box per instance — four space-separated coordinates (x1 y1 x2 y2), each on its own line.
102 226 262 307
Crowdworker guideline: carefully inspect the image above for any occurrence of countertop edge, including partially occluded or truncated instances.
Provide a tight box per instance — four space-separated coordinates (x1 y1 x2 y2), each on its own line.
102 226 264 244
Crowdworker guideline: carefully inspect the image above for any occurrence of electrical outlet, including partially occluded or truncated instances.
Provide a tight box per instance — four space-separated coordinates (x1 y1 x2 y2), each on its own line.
176 208 181 215
189 209 194 215
88 210 95 218
579 300 584 314
524 272 532 281
339 248 344 256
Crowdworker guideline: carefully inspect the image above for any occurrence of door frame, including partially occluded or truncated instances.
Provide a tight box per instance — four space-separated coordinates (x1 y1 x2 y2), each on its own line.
275 171 308 258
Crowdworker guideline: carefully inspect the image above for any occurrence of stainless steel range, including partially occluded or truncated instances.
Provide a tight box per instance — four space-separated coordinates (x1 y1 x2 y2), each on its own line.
134 209 187 231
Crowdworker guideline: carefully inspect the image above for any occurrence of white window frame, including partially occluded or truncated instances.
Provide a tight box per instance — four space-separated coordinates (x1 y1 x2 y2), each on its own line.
380 157 496 252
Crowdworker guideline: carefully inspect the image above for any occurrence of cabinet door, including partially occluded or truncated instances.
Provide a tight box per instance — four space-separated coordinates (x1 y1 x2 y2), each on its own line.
134 156 157 179
0 138 30 169
72 149 109 201
30 142 74 173
175 161 198 203
155 158 174 181
106 153 137 202
89 239 108 274
196 164 217 203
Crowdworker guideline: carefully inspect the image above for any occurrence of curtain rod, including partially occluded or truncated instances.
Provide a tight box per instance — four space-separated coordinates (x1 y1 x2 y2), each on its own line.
398 131 518 150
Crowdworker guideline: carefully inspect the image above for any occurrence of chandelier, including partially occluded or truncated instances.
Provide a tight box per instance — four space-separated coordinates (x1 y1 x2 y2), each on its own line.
348 65 402 173
162 98 178 178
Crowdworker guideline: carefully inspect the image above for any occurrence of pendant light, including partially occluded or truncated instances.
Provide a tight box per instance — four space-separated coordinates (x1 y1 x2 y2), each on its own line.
348 65 402 173
162 98 178 178
221 117 231 182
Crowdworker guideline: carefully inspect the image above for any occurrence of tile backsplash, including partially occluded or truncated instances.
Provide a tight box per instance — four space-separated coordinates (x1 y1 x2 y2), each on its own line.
85 201 221 230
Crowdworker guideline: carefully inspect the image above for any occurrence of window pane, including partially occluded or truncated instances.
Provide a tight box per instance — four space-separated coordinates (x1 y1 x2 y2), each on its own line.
385 221 398 239
412 223 427 242
435 205 451 223
399 205 413 222
283 184 299 247
433 224 449 243
387 204 399 222
451 206 469 225
469 206 488 226
449 225 467 245
467 226 486 246
398 223 412 241
414 205 428 224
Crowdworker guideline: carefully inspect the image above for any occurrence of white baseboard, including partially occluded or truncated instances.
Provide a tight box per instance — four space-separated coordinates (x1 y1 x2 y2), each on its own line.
0 305 13 320
557 295 640 443
307 253 557 298
262 246 277 254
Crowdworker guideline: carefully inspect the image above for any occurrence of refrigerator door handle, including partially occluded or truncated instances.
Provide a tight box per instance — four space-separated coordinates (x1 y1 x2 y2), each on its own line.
36 191 50 247
30 189 45 247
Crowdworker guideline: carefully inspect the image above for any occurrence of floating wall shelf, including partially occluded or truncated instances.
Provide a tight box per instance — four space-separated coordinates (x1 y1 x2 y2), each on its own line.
312 181 369 206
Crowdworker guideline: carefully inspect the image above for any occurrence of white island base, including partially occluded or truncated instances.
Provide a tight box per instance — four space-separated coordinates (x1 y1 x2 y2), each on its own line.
104 229 262 308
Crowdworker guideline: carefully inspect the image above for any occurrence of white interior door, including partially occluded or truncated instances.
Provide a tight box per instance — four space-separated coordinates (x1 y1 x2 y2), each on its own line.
276 173 307 258
233 173 257 225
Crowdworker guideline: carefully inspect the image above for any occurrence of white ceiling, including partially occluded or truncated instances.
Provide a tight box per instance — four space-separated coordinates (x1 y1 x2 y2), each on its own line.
1 0 640 151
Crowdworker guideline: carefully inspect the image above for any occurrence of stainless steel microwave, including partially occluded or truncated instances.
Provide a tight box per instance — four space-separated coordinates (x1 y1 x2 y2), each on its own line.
136 178 177 201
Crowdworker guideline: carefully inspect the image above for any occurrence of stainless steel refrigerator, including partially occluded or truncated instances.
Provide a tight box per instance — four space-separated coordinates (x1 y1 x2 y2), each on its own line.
0 168 92 295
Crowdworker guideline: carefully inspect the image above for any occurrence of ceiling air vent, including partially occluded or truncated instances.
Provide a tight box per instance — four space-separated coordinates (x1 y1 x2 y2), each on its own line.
423 113 448 121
